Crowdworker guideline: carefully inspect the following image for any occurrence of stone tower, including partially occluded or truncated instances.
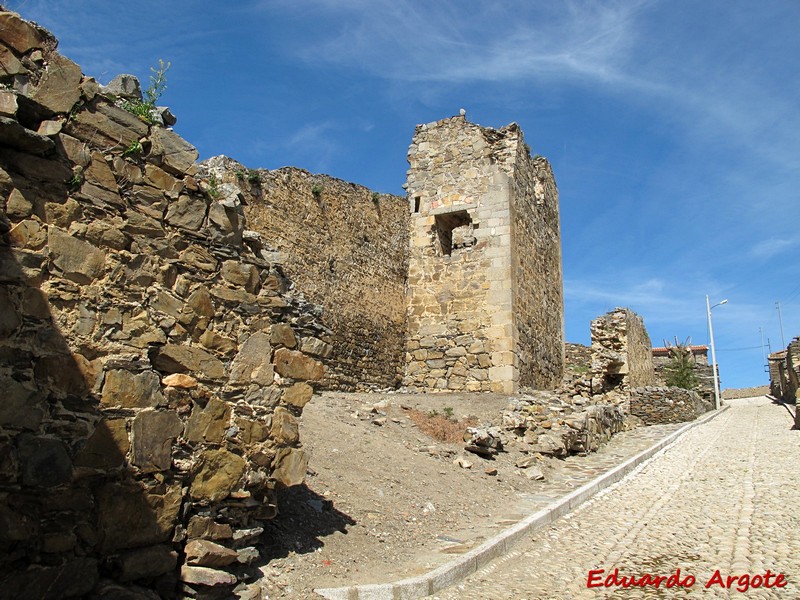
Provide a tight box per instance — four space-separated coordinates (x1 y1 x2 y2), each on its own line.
403 115 564 393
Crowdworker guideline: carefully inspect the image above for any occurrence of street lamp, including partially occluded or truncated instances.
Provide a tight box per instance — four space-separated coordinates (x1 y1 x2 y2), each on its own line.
706 295 727 410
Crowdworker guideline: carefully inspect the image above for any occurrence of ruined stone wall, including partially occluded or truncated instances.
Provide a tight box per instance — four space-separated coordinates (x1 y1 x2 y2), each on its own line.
509 140 564 389
630 386 712 424
768 353 785 398
403 115 563 393
768 336 800 427
590 308 656 401
0 11 325 597
199 157 409 392
502 392 626 458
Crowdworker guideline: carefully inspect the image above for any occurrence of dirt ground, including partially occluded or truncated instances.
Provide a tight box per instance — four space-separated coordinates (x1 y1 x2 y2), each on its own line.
248 390 636 598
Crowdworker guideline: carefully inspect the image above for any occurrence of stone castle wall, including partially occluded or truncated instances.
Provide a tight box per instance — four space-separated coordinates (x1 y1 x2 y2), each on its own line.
509 142 564 389
200 157 409 392
403 115 564 393
591 308 656 401
630 386 712 424
0 10 325 598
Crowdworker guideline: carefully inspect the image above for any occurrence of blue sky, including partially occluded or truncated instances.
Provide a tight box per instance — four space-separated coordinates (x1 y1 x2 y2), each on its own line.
8 0 799 389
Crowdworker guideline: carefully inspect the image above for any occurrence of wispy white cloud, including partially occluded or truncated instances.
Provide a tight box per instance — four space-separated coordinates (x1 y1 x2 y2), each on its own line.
284 120 340 171
263 0 647 85
565 276 690 323
260 0 800 174
750 238 799 260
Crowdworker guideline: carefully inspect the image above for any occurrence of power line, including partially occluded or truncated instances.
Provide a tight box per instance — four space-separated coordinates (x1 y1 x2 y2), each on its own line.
776 301 786 347
716 345 763 352
783 282 800 305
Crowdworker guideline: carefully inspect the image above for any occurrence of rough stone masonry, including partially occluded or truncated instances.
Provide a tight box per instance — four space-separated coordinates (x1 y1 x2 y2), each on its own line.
198 155 410 393
0 7 573 598
201 115 566 396
0 9 329 599
404 115 565 394
590 307 656 403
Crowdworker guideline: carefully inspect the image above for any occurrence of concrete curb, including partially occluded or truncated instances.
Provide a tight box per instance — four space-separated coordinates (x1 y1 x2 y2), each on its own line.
315 405 731 599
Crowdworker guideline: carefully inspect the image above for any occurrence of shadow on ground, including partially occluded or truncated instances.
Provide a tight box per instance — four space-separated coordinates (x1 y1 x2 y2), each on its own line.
257 483 357 562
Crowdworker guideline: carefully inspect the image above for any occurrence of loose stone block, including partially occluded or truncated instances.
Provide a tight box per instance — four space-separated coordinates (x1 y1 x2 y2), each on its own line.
85 151 118 192
65 99 148 149
149 344 225 380
0 116 55 154
270 406 299 445
282 382 313 408
180 565 237 587
116 544 178 582
18 435 72 487
187 516 233 542
150 126 199 175
0 11 45 53
73 418 129 470
185 398 231 444
184 539 238 568
164 194 208 231
0 558 99 600
271 447 308 487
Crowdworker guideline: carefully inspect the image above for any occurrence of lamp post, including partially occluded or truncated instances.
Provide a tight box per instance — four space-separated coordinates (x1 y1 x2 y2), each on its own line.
706 295 727 410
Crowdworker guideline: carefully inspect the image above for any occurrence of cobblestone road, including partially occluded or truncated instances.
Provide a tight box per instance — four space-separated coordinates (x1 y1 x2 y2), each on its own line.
434 397 800 599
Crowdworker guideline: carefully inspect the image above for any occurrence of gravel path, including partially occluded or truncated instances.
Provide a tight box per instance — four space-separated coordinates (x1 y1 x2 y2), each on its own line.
433 397 800 599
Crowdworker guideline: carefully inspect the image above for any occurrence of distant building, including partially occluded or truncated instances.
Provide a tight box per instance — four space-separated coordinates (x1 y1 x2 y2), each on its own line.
652 345 714 404
652 345 709 366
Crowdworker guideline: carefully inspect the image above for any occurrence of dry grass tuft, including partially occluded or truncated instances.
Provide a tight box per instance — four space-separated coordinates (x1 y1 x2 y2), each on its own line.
406 409 478 443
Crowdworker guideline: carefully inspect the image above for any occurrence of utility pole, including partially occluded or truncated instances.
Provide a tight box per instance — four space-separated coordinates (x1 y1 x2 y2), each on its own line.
776 301 786 348
706 295 727 410
760 327 768 373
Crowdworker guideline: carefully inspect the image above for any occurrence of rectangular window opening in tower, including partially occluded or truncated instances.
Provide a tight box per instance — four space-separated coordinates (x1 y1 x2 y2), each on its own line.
434 210 474 256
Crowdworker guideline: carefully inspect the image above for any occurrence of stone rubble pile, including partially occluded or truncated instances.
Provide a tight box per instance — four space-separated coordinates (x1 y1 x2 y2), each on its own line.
0 9 328 599
498 392 626 458
462 390 627 469
457 343 630 468
463 426 502 457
